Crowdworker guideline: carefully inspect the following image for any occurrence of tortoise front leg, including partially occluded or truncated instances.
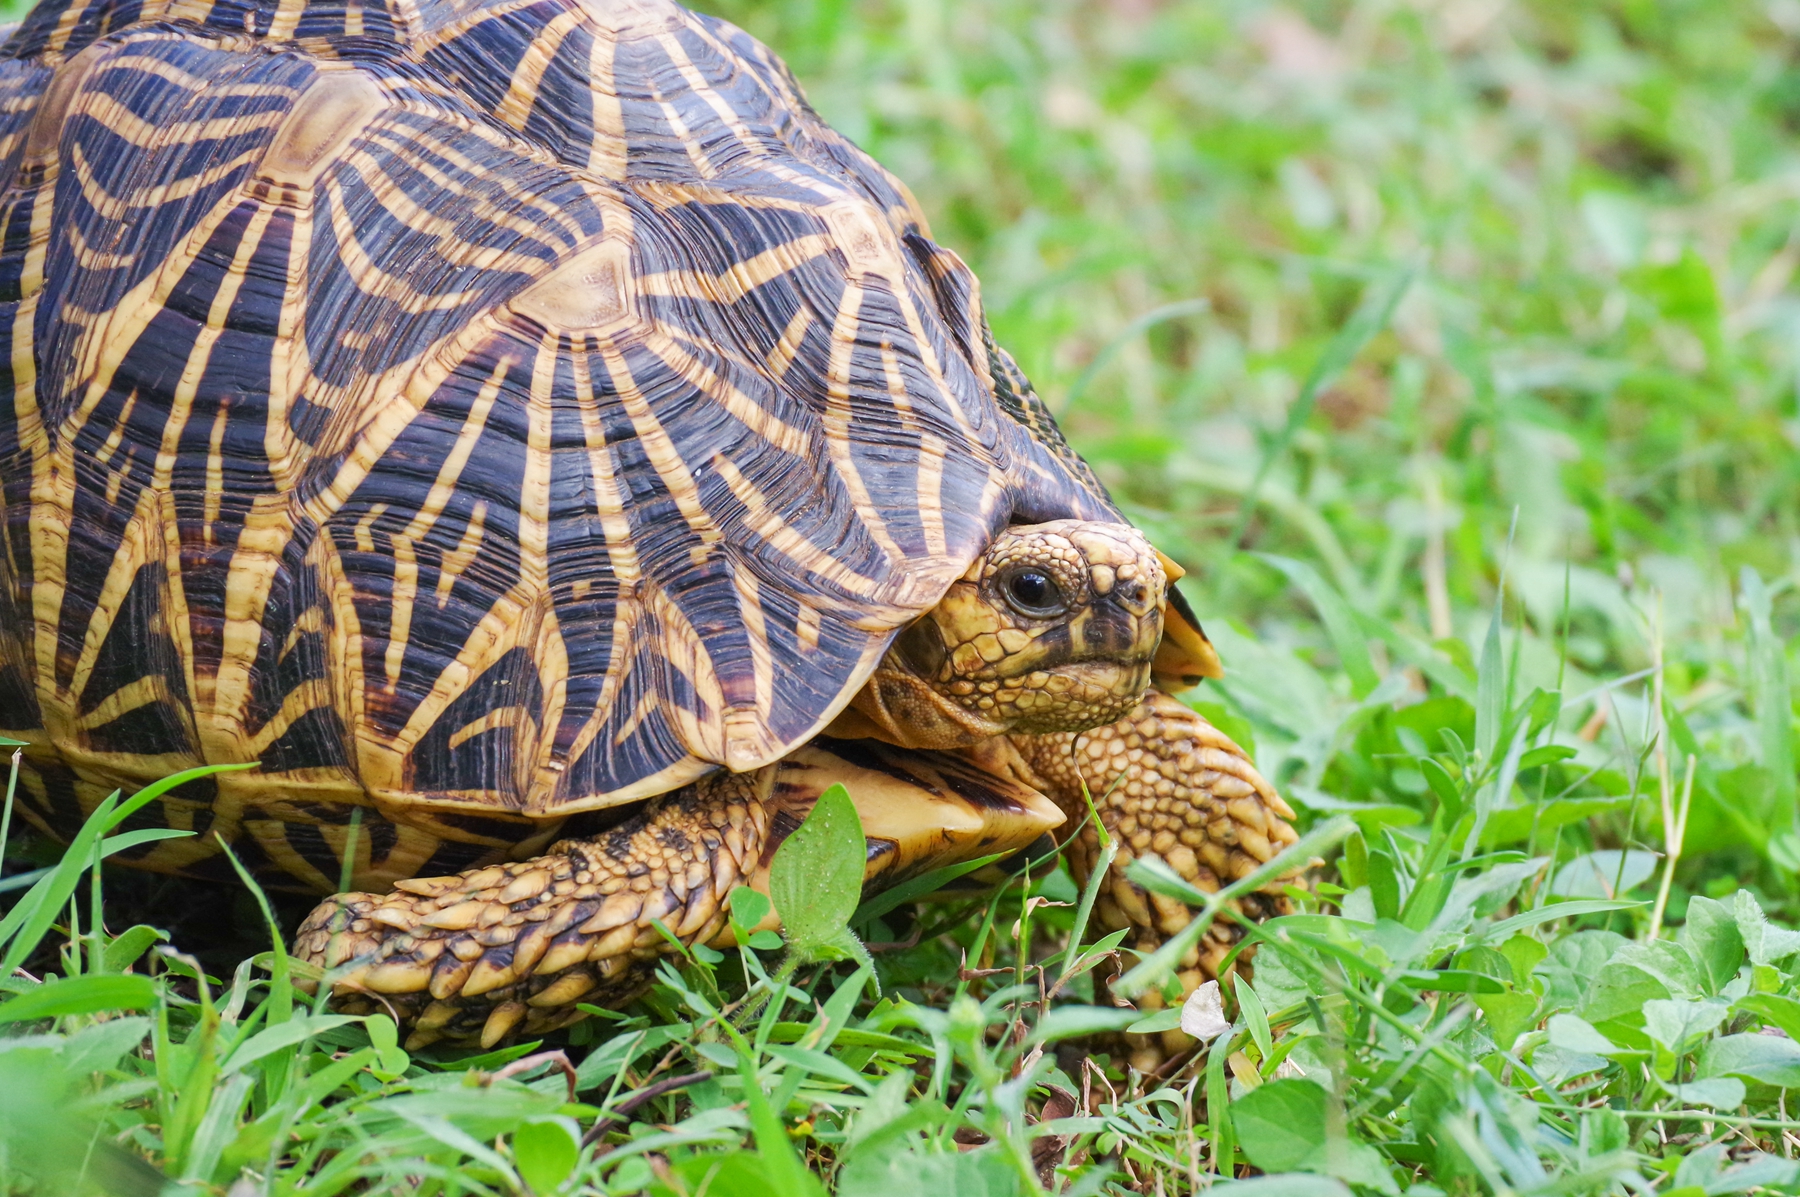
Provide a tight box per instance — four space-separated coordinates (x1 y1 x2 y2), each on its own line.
1005 689 1300 1069
293 741 1063 1050
294 771 772 1050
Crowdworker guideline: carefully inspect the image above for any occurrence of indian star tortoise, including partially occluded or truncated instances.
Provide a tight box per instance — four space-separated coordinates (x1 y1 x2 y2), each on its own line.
0 0 1298 1063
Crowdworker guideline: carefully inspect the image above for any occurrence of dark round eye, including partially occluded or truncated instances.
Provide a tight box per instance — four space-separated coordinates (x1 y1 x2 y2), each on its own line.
1001 567 1065 618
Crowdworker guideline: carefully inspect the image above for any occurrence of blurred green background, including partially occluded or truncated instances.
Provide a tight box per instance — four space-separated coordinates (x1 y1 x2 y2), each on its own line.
701 0 1800 912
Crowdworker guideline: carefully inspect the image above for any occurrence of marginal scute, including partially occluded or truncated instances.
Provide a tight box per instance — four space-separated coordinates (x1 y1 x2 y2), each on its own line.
506 239 636 335
259 68 386 190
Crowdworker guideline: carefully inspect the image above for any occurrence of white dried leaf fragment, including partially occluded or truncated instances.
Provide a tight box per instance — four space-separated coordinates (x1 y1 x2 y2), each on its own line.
1180 979 1229 1042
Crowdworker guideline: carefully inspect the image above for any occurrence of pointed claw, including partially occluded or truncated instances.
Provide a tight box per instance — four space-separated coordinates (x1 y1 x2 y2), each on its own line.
527 972 596 1008
363 959 433 994
421 901 484 931
510 922 554 976
577 891 642 933
461 956 517 998
415 999 460 1031
499 869 552 904
429 955 476 1000
480 1001 527 1049
535 935 590 977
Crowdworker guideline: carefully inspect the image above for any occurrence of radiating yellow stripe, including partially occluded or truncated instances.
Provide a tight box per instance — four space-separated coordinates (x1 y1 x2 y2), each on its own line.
151 204 277 494
708 454 881 600
763 306 811 380
593 338 722 565
640 330 811 458
638 233 834 305
317 174 483 314
584 14 627 180
69 138 259 222
820 281 904 562
494 6 587 132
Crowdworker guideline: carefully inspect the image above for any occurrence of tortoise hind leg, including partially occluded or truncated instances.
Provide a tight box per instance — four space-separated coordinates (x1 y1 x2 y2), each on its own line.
1003 689 1301 1070
294 771 772 1050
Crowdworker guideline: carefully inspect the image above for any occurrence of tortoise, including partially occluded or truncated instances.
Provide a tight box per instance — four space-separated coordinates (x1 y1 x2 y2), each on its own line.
0 0 1299 1054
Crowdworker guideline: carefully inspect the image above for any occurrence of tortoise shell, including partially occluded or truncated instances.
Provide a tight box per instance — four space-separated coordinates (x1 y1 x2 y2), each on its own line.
0 0 1123 884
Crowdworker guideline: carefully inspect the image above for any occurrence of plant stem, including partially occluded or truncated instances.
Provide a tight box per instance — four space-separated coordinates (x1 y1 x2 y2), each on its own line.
1647 754 1696 941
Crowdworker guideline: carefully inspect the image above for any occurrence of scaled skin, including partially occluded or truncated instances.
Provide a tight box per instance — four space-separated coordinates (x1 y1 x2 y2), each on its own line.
299 521 1298 1051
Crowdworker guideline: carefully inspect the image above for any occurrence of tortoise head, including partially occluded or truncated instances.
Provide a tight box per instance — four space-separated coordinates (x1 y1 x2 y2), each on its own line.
837 521 1223 749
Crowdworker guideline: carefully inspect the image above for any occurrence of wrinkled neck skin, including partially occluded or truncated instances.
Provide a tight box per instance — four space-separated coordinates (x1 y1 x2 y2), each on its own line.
828 520 1167 751
831 643 1017 749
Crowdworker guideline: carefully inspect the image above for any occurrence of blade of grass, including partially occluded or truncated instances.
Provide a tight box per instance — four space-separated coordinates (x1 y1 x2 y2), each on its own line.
1231 264 1416 546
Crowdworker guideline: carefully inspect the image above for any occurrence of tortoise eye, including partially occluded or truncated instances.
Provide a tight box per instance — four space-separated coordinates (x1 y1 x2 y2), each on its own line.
1000 567 1065 618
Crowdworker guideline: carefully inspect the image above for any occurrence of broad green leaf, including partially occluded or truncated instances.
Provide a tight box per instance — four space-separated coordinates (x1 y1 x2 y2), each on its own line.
1236 1070 1403 1195
1698 1033 1800 1088
1549 850 1656 898
364 1015 409 1078
1679 896 1745 993
727 885 772 939
1659 1076 1746 1111
1673 1144 1799 1195
1734 889 1800 967
1609 940 1706 999
1476 992 1539 1051
1497 934 1547 983
513 1119 581 1195
1642 997 1730 1055
0 974 157 1024
1735 993 1800 1040
1233 1078 1328 1172
1580 964 1667 1028
1538 931 1626 1013
769 783 866 956
652 1152 784 1197
1546 1014 1630 1058
102 925 168 973
63 1017 151 1076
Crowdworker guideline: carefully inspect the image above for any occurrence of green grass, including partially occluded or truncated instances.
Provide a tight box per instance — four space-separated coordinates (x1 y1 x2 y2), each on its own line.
9 0 1800 1192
